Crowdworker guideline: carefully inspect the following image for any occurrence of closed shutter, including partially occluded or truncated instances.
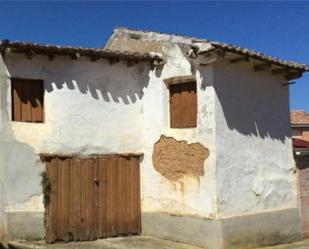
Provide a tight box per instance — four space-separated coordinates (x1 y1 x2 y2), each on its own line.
11 78 44 122
170 81 197 128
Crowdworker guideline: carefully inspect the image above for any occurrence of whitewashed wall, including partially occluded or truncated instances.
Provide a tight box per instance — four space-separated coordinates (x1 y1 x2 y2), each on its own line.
1 46 297 226
141 45 217 217
1 47 217 219
213 59 297 217
0 55 9 242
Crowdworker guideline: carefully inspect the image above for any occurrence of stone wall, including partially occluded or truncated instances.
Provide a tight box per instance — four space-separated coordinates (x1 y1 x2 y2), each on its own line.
296 155 309 238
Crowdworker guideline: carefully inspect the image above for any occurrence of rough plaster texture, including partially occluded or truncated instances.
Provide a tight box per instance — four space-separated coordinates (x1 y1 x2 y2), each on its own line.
142 208 301 249
152 135 209 181
0 31 302 248
140 47 217 217
0 45 217 240
0 56 44 242
5 211 44 240
213 59 297 217
221 208 301 249
142 212 222 249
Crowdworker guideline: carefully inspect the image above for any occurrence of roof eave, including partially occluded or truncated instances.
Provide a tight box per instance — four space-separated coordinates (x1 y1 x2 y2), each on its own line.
291 123 309 128
0 40 165 64
201 42 309 73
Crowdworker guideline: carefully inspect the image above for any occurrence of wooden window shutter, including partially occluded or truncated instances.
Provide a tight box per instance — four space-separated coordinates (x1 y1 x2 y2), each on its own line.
11 78 44 122
170 81 197 128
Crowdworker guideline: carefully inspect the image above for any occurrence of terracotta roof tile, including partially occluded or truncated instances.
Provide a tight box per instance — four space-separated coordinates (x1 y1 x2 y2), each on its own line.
112 27 309 72
209 42 309 71
291 110 309 125
0 40 164 63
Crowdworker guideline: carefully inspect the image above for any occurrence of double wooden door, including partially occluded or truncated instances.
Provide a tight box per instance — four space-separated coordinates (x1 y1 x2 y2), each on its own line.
45 155 141 243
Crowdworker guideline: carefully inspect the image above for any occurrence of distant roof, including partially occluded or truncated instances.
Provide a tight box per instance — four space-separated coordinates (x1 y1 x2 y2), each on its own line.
0 40 164 63
109 27 309 72
293 138 309 156
291 110 309 126
293 138 309 149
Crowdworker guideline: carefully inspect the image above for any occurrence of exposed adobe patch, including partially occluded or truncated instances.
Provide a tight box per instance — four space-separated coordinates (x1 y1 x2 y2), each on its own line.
152 135 209 181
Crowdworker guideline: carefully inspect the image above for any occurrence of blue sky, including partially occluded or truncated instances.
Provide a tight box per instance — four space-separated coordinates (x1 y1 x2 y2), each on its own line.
0 1 308 111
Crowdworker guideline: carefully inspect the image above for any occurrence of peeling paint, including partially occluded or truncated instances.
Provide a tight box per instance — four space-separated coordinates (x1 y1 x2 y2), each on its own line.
152 135 209 181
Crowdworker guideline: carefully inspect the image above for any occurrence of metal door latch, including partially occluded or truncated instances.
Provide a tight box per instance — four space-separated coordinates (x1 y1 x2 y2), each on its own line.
94 177 100 185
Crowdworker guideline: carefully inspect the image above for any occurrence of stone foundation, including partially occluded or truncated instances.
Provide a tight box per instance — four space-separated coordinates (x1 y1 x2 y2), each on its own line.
142 208 302 249
4 209 302 249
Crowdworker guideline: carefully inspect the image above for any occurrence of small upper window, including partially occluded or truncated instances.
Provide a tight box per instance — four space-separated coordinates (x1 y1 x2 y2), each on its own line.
169 81 197 128
11 78 44 123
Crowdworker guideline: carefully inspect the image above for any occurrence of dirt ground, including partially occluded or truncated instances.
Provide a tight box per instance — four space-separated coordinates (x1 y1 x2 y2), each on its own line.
257 239 309 249
6 236 309 249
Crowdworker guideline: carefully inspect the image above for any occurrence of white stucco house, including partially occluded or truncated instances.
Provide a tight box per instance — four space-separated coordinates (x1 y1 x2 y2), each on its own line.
0 27 308 249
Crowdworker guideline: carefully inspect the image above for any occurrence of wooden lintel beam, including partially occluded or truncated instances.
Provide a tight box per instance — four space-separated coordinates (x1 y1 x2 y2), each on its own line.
286 72 303 80
230 56 249 64
164 75 196 85
71 52 80 60
271 68 289 75
254 62 271 72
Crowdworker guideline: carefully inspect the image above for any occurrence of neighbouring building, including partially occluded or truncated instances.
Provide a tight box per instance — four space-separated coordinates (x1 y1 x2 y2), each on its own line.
291 111 309 240
0 27 308 249
291 110 309 142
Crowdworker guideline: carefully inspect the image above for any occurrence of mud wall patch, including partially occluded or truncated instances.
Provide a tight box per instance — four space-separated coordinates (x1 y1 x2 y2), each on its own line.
152 135 209 181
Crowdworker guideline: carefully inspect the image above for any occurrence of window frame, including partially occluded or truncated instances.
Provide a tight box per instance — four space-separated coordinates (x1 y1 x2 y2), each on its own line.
169 81 198 129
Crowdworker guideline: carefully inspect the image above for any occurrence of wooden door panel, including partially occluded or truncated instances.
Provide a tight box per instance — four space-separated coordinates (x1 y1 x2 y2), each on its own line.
96 157 107 238
45 158 58 243
45 155 140 242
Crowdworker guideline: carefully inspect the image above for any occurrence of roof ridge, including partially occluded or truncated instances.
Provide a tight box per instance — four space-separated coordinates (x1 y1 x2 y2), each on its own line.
112 27 309 71
113 26 209 42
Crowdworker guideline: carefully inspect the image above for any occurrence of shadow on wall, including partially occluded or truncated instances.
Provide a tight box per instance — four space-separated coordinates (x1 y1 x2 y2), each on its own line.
43 62 157 105
0 73 43 243
213 61 290 143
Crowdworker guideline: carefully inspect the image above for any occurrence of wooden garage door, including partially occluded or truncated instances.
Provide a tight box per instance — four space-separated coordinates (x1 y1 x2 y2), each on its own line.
45 156 141 243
